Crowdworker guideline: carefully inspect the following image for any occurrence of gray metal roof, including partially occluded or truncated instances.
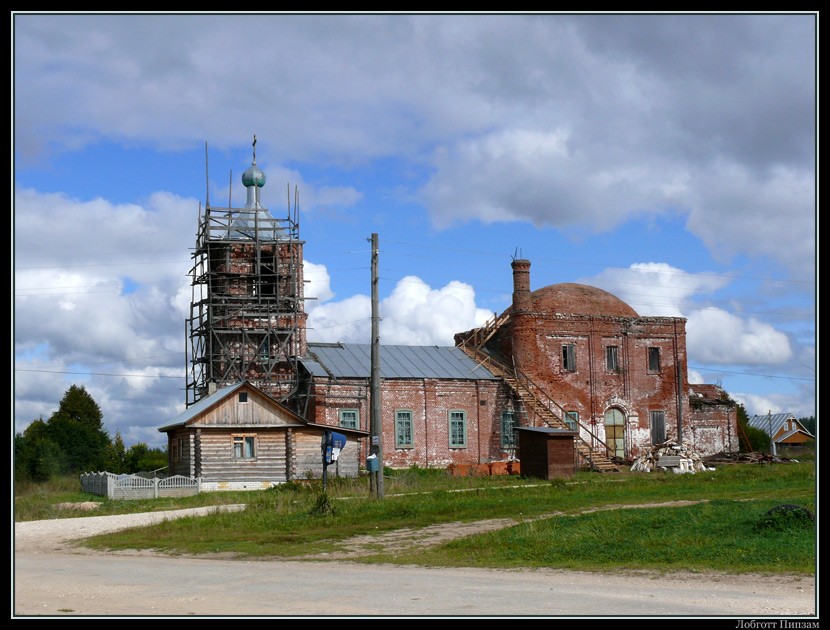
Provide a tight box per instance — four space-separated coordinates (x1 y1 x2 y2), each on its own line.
302 343 497 380
748 413 814 440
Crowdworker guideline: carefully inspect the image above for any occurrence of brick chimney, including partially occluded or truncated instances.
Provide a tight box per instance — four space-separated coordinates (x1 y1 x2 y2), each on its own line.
511 258 535 373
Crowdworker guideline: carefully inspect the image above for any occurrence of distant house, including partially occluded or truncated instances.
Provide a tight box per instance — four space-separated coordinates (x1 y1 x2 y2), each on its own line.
158 381 368 491
748 413 815 448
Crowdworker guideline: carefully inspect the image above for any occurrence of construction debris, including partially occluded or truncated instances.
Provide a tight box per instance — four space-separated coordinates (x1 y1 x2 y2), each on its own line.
629 441 716 474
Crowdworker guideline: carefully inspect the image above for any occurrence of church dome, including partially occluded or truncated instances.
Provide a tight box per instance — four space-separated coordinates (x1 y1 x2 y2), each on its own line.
241 164 266 188
528 283 639 318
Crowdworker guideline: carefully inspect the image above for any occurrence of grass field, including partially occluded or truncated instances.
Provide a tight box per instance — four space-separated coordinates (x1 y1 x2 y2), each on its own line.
15 459 816 576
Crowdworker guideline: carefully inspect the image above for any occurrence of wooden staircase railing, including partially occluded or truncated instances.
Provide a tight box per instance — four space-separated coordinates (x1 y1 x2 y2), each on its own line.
457 319 619 472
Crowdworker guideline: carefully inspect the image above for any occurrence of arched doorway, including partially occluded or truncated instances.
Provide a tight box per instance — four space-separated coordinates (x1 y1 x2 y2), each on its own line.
604 407 626 459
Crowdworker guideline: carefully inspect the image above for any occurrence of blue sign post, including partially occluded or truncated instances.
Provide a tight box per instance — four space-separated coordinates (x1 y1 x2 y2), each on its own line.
321 430 347 492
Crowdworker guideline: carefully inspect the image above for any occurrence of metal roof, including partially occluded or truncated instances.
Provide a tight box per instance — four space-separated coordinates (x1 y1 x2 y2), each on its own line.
748 413 814 440
302 343 497 380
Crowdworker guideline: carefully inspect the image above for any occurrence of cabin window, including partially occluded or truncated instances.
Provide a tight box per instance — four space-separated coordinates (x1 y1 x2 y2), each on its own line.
606 346 620 372
648 347 661 373
565 411 579 431
500 411 516 448
238 392 248 403
650 411 666 445
232 434 256 459
449 410 467 448
171 436 183 462
562 344 577 372
395 410 413 449
340 409 359 429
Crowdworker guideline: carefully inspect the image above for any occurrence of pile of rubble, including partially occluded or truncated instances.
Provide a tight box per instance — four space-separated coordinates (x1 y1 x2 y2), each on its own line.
629 441 716 474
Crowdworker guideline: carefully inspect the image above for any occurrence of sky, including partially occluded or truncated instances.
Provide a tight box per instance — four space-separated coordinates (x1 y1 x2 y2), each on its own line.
12 12 817 450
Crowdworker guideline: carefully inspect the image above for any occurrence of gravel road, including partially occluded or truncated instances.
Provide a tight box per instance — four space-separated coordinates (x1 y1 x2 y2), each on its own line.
12 506 818 618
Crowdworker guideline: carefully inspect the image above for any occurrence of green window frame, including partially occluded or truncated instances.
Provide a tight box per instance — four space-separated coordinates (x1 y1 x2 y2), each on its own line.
565 411 579 431
500 411 516 448
395 410 413 449
339 408 359 429
449 410 467 448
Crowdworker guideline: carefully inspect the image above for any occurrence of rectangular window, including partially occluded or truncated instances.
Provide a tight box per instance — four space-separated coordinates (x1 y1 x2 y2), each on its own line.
564 411 579 431
395 410 413 449
650 411 666 445
500 411 516 448
238 392 248 403
606 346 620 372
232 434 256 459
449 410 467 448
171 437 182 462
648 347 661 372
339 409 359 429
562 344 577 372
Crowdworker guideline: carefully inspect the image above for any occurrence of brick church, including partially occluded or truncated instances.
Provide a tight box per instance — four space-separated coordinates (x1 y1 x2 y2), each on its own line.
160 143 738 484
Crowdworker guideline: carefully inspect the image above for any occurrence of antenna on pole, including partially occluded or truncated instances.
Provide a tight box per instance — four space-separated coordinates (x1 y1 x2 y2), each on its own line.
204 141 210 208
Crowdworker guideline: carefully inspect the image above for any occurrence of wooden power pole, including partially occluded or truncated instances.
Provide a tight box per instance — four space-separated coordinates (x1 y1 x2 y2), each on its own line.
369 233 384 498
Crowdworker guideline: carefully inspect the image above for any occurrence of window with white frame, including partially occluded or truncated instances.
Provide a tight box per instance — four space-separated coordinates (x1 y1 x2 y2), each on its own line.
500 410 517 448
232 434 256 460
449 410 467 448
395 410 413 449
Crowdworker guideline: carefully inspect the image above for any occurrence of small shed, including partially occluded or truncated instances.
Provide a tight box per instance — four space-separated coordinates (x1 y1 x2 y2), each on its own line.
516 427 578 480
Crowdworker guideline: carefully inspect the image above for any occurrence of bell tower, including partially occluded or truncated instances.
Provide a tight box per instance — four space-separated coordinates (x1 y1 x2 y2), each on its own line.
186 136 307 408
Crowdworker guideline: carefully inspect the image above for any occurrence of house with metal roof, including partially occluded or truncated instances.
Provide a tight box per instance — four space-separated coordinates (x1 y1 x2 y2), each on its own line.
299 342 511 469
159 380 367 491
748 413 815 448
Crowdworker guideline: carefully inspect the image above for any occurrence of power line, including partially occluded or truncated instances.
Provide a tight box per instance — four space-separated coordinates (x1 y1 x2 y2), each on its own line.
14 368 182 379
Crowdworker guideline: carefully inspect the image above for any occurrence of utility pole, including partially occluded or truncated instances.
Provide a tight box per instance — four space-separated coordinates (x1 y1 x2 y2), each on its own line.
768 410 777 457
369 233 384 498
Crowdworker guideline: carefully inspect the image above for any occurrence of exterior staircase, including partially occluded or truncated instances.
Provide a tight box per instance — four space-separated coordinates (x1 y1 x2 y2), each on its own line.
457 313 619 472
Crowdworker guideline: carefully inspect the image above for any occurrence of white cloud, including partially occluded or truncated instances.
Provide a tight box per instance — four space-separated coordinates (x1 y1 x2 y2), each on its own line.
306 275 492 346
687 307 793 365
304 260 335 310
585 262 729 317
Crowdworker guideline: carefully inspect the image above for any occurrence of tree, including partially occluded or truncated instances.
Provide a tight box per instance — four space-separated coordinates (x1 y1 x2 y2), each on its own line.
51 384 104 430
47 384 110 473
105 431 129 474
16 419 67 482
799 416 816 435
735 402 772 453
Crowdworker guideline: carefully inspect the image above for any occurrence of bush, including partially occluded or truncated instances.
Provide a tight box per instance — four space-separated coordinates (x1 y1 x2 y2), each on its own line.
753 504 814 532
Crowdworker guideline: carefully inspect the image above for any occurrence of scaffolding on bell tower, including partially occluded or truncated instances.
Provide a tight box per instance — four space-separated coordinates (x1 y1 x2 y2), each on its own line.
186 139 307 409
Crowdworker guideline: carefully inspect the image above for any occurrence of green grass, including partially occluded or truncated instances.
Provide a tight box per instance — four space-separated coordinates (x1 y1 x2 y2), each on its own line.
15 462 816 576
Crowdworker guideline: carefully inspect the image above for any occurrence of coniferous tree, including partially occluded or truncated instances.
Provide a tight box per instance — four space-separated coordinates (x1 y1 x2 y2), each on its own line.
46 385 110 473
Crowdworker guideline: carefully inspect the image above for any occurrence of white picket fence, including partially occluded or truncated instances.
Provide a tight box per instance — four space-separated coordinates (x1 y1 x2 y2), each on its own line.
80 472 200 500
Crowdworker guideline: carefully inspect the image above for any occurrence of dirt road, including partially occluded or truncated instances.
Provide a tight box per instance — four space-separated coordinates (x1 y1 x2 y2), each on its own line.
12 506 818 618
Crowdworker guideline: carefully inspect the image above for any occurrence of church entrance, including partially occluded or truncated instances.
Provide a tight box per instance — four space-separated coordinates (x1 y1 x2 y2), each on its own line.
604 407 626 459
